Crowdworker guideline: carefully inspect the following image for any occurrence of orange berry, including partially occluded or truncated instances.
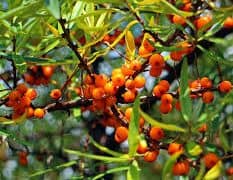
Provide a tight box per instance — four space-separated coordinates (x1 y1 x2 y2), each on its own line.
134 76 146 88
8 90 21 102
25 88 37 100
159 103 172 114
114 126 128 143
190 79 201 90
34 108 45 119
149 67 162 77
130 60 142 71
203 153 219 169
94 74 108 87
198 123 207 133
152 85 163 97
172 15 186 26
24 73 35 84
104 82 117 95
42 66 54 78
226 167 233 176
84 74 94 85
168 142 183 155
16 83 28 94
125 79 136 90
219 81 232 93
122 90 136 103
139 117 145 127
200 77 212 89
149 54 165 69
138 45 151 58
172 160 190 176
182 3 192 11
143 39 155 52
137 140 148 154
18 151 28 166
158 80 170 93
170 51 183 61
202 91 214 104
92 87 105 100
21 96 31 107
26 107 34 118
112 73 125 87
111 68 122 76
143 150 159 162
105 96 117 107
125 107 132 120
161 93 173 104
121 64 134 76
195 16 212 30
175 101 181 111
149 127 164 141
50 89 62 100
223 17 233 29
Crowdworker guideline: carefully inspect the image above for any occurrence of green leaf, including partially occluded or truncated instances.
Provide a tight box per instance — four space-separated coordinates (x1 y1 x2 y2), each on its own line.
219 123 230 152
127 160 140 180
179 58 192 122
195 160 206 180
93 166 129 180
128 97 140 157
30 160 77 177
162 152 182 180
186 142 203 156
203 161 222 180
64 149 131 162
139 108 186 132
74 0 124 4
44 0 60 19
136 0 193 17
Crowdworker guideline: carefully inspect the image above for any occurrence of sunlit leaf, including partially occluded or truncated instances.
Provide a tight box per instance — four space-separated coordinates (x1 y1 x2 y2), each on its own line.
203 161 222 180
44 0 60 19
125 30 136 61
127 160 140 180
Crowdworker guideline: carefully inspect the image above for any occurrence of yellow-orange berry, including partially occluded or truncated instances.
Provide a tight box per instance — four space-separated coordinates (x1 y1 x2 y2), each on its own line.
143 39 155 52
198 123 207 133
122 90 136 103
125 107 132 120
172 160 190 176
112 73 125 87
134 76 146 89
172 15 186 26
195 16 212 30
130 60 142 71
137 140 148 154
202 91 214 104
94 74 108 87
224 17 233 29
16 83 28 94
34 108 45 119
143 150 159 162
159 103 172 114
121 64 134 76
168 142 183 155
138 45 151 58
203 153 219 169
219 81 232 93
104 82 117 95
18 151 28 166
170 51 183 61
92 88 105 100
200 77 212 89
26 107 34 118
161 94 173 104
158 80 170 93
114 126 128 143
42 66 54 78
149 54 165 69
149 67 162 77
50 89 62 100
149 127 164 141
125 79 135 90
25 88 37 100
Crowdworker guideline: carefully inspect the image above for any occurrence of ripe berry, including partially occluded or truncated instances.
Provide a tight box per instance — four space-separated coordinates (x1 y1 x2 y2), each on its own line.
143 39 155 52
121 64 134 76
114 126 128 143
149 67 162 77
153 85 163 97
168 142 183 155
202 91 214 104
200 77 212 89
134 76 146 88
18 151 28 166
138 45 151 58
94 74 108 87
175 101 181 111
42 66 54 78
34 108 45 119
26 107 34 118
172 160 190 176
130 60 142 71
112 73 125 87
104 82 117 95
8 90 21 102
195 16 212 30
25 88 37 100
172 15 186 26
198 123 207 133
203 153 219 169
16 83 28 94
125 79 135 90
226 167 233 176
149 127 164 141
149 54 165 68
158 80 170 93
219 81 232 93
170 51 183 61
92 88 105 100
159 103 172 114
137 140 148 154
161 94 173 104
223 17 233 29
122 90 136 103
125 107 132 120
143 150 159 162
50 89 62 100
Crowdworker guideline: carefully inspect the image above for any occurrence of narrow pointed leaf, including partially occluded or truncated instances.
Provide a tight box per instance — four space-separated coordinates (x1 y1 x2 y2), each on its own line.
127 160 140 180
44 0 60 19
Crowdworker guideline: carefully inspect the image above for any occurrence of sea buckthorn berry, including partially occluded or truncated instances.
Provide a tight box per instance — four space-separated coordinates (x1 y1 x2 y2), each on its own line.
112 73 125 87
159 103 172 114
42 66 54 78
200 77 212 89
170 51 183 61
149 127 164 141
137 140 148 154
114 126 128 143
25 88 37 100
130 60 142 71
8 90 21 102
94 74 108 87
172 15 186 26
138 45 151 58
50 89 62 100
139 117 145 127
121 64 134 76
92 88 105 100
161 94 173 104
190 79 201 90
125 107 132 120
175 101 181 111
198 123 207 133
84 74 94 85
125 79 135 90
158 80 170 93
219 81 232 93
153 85 163 97
122 90 136 103
143 39 155 52
104 82 117 95
203 153 219 169
172 160 190 176
149 54 165 68
195 16 212 30
111 68 122 76
143 150 159 162
202 91 214 104
18 151 28 166
134 76 146 88
223 17 233 29
226 167 233 176
16 83 28 94
168 142 183 155
21 96 31 107
149 67 162 77
34 108 45 119
26 107 34 118
182 3 192 11
105 96 117 107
